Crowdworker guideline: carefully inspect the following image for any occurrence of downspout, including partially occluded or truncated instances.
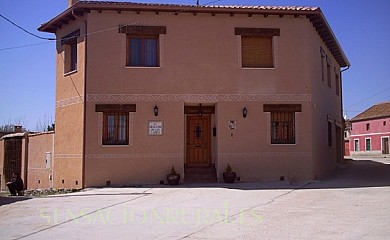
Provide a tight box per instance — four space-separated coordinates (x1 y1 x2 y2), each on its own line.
51 132 54 189
72 10 87 189
23 133 29 189
339 65 350 164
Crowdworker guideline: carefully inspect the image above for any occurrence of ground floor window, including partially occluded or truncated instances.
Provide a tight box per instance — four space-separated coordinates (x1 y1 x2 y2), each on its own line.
328 121 333 147
271 112 295 144
354 139 359 151
103 113 129 145
95 104 136 146
264 104 301 145
365 138 371 151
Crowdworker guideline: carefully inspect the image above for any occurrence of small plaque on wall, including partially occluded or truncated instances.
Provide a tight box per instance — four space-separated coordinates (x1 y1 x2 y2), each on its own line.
148 121 164 136
228 121 236 129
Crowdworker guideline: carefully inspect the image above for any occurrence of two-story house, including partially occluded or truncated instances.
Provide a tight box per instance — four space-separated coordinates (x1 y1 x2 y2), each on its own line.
38 0 350 188
349 102 390 157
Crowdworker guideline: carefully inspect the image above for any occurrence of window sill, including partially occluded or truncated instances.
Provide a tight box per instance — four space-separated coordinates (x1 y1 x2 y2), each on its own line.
102 144 130 147
64 70 78 76
270 143 297 146
242 67 275 70
125 66 160 69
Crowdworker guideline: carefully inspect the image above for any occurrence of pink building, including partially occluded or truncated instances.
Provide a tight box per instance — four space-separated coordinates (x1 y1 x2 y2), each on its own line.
349 102 390 157
31 0 349 188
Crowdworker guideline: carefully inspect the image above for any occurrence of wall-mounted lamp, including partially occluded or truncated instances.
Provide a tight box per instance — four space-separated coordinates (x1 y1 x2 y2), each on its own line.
198 104 203 117
243 107 248 118
154 105 159 117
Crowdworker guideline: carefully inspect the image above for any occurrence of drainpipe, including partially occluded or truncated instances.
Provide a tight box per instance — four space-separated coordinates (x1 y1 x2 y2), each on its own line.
51 132 54 189
340 65 350 164
23 133 29 190
72 10 87 189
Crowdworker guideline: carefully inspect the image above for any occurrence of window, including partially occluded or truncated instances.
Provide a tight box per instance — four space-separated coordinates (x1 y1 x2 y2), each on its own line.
328 121 332 147
354 139 359 151
326 56 332 88
320 47 325 82
61 30 80 73
264 104 301 145
103 113 129 145
383 121 386 126
335 71 340 96
241 36 273 68
127 36 159 67
365 138 371 151
235 28 280 68
69 42 77 71
271 112 295 144
95 104 136 145
366 123 370 131
119 25 166 67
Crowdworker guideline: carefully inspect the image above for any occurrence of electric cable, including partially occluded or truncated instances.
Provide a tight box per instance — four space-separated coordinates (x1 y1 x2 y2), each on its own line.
0 14 56 40
345 85 390 109
0 0 223 51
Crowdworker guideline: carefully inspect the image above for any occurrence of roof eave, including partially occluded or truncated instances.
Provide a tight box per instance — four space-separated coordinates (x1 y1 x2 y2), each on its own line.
351 115 390 123
38 3 320 33
37 2 349 67
38 7 75 33
308 11 350 68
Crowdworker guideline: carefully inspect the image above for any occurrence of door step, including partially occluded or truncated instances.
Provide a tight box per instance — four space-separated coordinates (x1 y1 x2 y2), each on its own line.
184 165 218 183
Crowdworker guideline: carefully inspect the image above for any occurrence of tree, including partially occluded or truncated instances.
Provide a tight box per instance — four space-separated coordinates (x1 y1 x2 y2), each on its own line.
0 117 28 133
47 123 55 131
35 114 54 132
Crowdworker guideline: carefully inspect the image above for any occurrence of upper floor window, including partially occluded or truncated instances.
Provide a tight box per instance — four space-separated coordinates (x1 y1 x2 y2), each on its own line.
61 30 80 74
95 104 136 146
119 25 166 68
335 70 340 96
127 36 158 67
366 123 370 131
235 28 280 68
320 47 325 82
264 104 301 144
326 56 332 88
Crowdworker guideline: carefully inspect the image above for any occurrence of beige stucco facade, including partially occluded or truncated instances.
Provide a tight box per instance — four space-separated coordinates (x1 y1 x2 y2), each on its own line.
38 2 349 188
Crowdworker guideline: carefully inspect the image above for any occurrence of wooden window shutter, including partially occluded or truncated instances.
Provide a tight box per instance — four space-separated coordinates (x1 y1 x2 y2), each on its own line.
241 36 273 68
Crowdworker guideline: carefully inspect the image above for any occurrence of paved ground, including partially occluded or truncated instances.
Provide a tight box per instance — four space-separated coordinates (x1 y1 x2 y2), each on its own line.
1 158 389 240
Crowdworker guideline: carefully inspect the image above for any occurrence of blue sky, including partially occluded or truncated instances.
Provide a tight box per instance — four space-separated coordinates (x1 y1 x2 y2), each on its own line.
0 0 389 130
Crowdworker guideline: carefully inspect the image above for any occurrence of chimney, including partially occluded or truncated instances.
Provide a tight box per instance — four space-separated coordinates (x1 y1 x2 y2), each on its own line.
14 125 23 133
68 0 78 7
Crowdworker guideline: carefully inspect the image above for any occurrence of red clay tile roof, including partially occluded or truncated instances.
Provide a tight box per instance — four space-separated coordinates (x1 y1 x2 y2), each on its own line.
77 1 319 11
38 1 349 67
351 102 390 122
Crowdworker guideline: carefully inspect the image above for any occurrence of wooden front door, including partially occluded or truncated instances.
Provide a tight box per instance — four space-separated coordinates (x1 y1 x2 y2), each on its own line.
186 115 211 166
3 138 22 182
